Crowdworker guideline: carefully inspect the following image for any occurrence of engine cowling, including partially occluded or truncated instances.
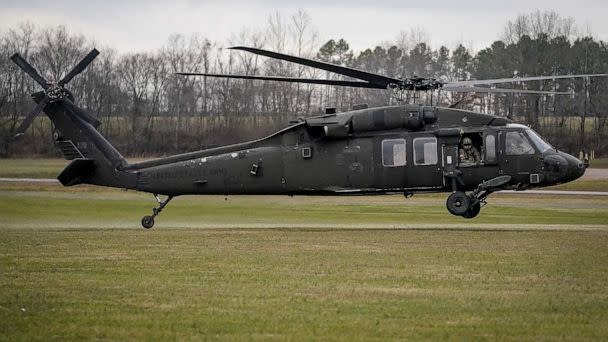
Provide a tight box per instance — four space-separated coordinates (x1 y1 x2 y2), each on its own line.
306 105 438 139
350 105 436 133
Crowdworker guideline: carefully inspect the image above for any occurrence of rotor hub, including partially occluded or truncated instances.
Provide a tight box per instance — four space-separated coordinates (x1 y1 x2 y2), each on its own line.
397 78 442 92
46 83 65 102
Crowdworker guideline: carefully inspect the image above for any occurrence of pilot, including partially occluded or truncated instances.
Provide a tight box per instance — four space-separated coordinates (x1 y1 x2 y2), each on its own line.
459 137 481 164
508 134 532 155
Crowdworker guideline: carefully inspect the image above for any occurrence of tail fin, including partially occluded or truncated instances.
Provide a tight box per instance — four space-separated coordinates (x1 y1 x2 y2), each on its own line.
11 49 137 190
46 96 136 188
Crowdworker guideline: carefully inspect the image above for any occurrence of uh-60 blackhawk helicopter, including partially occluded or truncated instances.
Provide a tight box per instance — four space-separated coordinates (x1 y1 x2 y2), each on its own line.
10 47 604 228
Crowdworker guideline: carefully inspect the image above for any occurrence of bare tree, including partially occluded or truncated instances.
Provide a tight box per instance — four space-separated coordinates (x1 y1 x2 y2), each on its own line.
1 10 607 158
503 10 577 44
396 27 430 53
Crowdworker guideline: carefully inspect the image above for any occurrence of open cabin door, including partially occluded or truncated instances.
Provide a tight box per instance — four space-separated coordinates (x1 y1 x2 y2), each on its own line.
439 129 502 191
479 130 501 179
458 130 501 189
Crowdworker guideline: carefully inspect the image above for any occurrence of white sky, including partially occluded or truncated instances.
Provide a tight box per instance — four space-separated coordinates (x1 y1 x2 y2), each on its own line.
0 0 606 54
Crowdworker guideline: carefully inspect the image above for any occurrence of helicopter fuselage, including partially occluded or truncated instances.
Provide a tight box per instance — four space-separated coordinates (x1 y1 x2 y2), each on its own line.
125 105 585 197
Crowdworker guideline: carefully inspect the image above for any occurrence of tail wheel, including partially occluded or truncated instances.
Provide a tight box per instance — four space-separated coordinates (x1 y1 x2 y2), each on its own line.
141 215 155 229
462 202 481 219
446 191 470 216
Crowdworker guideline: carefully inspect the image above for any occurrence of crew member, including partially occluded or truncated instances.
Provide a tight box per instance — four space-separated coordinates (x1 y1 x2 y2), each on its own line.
459 137 481 164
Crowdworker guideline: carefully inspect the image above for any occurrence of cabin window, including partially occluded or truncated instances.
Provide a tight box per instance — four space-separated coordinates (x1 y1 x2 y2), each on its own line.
382 139 406 167
485 134 496 163
413 137 438 165
505 131 535 155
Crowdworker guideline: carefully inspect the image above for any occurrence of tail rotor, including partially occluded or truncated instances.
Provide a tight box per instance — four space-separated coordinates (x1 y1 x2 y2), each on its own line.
10 48 101 139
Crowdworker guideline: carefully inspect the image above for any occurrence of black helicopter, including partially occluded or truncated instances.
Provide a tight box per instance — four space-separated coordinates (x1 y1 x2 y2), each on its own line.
9 48 602 228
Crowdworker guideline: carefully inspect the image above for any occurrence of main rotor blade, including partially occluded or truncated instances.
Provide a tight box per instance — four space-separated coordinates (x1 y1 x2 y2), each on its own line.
10 53 48 89
14 96 50 138
446 74 608 87
177 72 386 89
59 48 100 86
230 46 400 88
442 86 573 95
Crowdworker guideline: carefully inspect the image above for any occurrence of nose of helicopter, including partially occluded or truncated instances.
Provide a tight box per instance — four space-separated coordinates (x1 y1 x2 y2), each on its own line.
562 152 587 182
543 151 586 185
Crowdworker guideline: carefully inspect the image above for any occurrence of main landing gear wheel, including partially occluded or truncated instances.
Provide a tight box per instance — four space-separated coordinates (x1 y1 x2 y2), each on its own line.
462 201 481 219
141 194 174 229
446 191 470 216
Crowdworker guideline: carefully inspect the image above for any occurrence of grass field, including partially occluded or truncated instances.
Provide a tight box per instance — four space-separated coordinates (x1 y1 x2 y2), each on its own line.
0 158 68 179
1 182 608 340
591 158 608 169
2 186 608 227
2 227 608 340
549 179 608 192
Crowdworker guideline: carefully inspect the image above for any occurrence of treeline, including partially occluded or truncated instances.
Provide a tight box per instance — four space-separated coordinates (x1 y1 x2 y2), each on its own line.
0 10 607 157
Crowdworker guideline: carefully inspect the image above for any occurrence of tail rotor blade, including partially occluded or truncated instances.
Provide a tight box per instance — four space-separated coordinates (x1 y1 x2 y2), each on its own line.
59 49 99 86
10 53 48 89
14 96 50 138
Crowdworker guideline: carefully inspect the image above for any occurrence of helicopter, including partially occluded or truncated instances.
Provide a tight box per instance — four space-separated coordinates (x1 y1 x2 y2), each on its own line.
9 47 603 228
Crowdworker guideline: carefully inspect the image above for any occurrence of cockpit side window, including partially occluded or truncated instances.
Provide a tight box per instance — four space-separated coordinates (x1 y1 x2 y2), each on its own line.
505 131 535 155
525 129 553 153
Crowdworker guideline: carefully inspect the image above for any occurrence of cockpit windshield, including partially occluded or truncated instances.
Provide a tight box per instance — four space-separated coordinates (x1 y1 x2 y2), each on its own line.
525 129 553 153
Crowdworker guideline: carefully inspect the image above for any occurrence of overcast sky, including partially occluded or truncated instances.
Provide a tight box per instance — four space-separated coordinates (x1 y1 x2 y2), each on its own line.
0 0 606 54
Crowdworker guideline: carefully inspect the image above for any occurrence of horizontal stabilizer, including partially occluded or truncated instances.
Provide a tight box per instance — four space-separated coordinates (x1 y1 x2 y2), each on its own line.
57 158 95 186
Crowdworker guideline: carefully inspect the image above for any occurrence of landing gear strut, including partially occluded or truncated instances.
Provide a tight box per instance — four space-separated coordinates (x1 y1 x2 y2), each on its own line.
446 175 511 219
141 194 174 229
463 201 481 219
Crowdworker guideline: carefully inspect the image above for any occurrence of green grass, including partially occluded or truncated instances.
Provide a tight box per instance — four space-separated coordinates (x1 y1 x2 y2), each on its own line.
1 228 608 340
591 158 608 169
549 179 608 192
1 189 608 228
1 188 608 340
0 159 68 178
0 158 148 179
